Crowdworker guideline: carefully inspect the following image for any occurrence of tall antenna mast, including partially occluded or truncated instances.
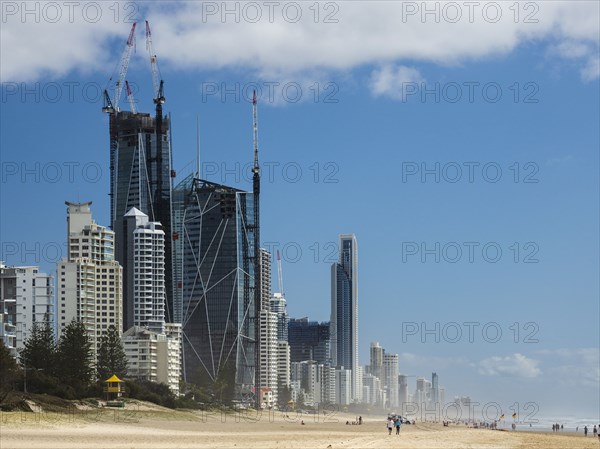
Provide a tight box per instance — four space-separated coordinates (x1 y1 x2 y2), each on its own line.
277 250 284 296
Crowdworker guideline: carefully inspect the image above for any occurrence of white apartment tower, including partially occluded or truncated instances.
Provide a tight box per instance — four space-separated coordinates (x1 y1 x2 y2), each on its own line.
0 263 54 357
259 309 278 406
383 353 399 408
57 201 123 362
122 208 166 334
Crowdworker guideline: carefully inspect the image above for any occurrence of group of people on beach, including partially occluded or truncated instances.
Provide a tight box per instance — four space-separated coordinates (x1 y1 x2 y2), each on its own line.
386 416 403 435
580 425 598 437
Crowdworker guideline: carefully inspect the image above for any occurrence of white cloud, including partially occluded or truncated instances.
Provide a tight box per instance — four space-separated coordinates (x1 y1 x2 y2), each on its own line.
478 353 542 378
1 1 598 85
581 55 600 81
0 3 130 82
398 352 469 370
369 65 424 100
535 348 600 388
548 40 600 82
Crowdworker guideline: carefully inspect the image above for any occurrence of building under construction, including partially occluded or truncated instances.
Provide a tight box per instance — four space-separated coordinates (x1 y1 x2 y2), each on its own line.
103 22 177 328
103 23 263 405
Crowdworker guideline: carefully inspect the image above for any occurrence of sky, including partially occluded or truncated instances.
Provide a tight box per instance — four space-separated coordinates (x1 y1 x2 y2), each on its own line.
1 1 599 419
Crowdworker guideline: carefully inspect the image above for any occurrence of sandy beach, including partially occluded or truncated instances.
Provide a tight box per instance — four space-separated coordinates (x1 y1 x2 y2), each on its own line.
1 407 599 449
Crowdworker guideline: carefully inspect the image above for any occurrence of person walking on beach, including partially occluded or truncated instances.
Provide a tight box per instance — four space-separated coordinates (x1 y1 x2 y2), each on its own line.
593 425 597 436
395 417 401 435
387 418 394 435
584 426 588 436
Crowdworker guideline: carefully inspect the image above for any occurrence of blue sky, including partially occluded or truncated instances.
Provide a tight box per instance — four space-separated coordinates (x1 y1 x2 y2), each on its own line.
1 1 599 418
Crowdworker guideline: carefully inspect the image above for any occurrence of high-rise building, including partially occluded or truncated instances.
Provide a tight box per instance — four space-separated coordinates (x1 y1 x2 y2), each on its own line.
288 318 330 364
398 374 409 409
0 263 54 357
119 208 166 333
270 293 289 342
276 340 291 388
370 341 384 381
431 372 439 405
383 353 399 408
363 373 383 405
258 248 278 403
331 234 358 401
335 368 352 405
110 111 175 325
259 249 271 310
259 309 278 405
415 377 432 405
57 202 123 362
175 177 257 400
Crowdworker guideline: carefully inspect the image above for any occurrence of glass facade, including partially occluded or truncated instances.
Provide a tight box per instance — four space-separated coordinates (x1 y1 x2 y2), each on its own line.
178 178 257 400
331 234 358 401
288 318 330 364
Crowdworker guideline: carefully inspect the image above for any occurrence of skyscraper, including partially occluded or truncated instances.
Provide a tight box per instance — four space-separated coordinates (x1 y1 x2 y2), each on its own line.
258 249 278 404
259 249 271 310
176 177 257 401
118 207 166 333
383 353 399 408
331 234 359 401
431 372 439 404
57 201 123 362
110 111 175 325
398 374 409 409
370 341 384 381
0 263 54 357
270 293 289 342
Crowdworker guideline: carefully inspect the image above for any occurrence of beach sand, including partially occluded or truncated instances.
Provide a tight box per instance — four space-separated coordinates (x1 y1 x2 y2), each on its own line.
1 408 599 449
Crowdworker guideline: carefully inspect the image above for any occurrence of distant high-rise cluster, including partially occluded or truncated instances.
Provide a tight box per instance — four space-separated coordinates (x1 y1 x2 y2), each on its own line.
0 23 463 411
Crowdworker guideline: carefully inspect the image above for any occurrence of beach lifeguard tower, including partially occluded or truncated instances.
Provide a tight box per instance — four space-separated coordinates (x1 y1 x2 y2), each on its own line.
103 374 125 407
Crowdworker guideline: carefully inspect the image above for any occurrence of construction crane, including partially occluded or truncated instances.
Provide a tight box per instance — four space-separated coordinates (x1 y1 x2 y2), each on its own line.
102 22 137 114
252 89 261 410
125 80 137 114
276 250 284 296
145 20 165 105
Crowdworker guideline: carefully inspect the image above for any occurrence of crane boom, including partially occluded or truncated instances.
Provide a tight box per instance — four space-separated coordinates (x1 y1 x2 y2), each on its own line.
125 80 137 114
112 22 137 112
145 21 164 104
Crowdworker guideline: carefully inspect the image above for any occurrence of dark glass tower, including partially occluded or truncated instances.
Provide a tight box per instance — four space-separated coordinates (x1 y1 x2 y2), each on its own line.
110 111 175 327
331 234 358 399
175 177 257 402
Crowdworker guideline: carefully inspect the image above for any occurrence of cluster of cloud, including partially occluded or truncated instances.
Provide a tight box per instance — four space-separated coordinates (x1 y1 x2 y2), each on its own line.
2 1 599 95
478 353 542 378
537 348 600 389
